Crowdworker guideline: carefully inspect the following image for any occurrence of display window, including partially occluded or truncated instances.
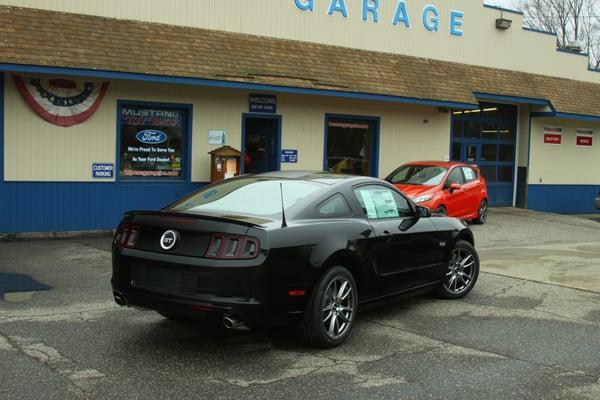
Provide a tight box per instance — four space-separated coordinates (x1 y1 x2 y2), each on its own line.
325 116 379 177
118 103 190 179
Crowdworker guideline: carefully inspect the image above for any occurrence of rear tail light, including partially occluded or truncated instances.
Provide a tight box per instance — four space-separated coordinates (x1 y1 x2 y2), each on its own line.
205 233 260 259
114 223 140 248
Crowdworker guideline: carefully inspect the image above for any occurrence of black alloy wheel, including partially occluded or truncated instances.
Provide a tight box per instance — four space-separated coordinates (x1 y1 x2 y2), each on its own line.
436 240 479 299
297 266 357 348
473 200 488 224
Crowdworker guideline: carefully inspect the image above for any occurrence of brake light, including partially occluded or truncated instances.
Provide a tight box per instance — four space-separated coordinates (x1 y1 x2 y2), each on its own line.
114 223 141 248
205 233 260 259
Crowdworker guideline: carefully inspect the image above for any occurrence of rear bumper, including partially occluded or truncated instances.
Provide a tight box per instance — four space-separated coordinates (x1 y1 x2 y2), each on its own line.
111 246 306 327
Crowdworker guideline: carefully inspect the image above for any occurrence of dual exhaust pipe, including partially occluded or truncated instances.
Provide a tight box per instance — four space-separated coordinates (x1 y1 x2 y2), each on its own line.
223 314 251 331
114 291 249 331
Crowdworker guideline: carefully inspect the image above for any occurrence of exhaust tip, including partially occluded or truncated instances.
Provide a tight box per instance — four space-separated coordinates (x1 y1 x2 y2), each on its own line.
113 291 127 307
223 314 251 331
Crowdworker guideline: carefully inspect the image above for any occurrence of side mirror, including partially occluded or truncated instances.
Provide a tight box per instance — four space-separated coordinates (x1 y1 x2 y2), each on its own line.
416 205 432 218
448 183 462 193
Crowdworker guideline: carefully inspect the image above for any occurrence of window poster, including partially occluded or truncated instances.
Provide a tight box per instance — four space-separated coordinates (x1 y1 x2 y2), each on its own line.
120 105 186 178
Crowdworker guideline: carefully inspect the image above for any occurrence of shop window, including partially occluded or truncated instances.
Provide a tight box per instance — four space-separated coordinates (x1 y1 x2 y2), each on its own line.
464 120 481 139
119 103 189 179
326 117 377 177
499 121 516 141
480 166 497 183
481 121 498 140
451 142 462 161
498 166 513 182
452 118 462 139
499 145 514 162
481 144 498 161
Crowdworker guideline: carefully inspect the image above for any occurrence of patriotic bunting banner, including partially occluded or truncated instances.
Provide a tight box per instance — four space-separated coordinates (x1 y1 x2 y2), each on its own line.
13 75 109 127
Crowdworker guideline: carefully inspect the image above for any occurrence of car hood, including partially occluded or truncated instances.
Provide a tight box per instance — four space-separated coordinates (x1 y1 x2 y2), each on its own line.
394 184 436 198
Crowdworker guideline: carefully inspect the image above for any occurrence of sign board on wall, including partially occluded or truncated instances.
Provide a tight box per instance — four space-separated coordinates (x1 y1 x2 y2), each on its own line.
543 126 563 145
281 149 298 163
92 163 114 179
208 130 226 145
249 94 277 113
576 128 593 147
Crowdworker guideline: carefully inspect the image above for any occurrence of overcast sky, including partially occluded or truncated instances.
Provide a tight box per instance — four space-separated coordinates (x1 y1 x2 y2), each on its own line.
484 0 520 11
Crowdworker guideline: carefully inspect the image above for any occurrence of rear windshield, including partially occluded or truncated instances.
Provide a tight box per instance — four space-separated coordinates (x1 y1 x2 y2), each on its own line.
388 165 448 186
167 178 324 218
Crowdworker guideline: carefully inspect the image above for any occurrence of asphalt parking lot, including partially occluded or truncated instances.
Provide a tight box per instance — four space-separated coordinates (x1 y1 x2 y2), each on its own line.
1 208 600 400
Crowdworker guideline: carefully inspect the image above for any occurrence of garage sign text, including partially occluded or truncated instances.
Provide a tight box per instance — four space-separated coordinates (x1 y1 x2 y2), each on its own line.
294 0 464 36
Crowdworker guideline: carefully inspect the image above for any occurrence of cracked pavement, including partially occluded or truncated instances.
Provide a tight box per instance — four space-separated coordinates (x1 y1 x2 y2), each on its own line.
1 208 600 400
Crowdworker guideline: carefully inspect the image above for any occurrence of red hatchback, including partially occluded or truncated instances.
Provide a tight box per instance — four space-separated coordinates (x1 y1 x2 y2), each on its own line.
386 161 489 224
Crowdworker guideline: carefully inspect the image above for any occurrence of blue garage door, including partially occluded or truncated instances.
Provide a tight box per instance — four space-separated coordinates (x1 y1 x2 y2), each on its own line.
451 103 517 206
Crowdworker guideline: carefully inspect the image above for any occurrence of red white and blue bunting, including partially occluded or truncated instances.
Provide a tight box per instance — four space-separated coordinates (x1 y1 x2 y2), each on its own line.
13 75 109 127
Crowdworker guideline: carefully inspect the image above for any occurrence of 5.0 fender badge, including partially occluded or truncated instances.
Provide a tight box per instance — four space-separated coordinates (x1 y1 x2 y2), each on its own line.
160 230 180 250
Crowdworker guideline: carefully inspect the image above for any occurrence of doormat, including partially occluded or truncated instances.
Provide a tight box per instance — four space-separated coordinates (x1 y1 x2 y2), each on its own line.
0 273 52 298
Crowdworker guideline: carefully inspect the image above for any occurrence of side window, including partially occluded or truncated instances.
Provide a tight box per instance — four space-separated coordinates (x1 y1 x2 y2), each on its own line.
353 186 413 220
447 168 465 185
461 167 477 183
317 194 352 218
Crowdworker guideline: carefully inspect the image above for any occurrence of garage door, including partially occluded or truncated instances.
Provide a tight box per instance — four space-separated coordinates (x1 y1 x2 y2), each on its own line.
451 103 517 206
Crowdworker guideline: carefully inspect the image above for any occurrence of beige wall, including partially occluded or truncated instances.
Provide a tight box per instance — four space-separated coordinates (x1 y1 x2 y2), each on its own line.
3 74 450 182
1 0 597 83
529 117 600 185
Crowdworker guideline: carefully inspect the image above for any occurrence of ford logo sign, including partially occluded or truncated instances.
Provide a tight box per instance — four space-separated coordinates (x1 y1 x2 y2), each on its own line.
136 130 168 144
160 230 179 251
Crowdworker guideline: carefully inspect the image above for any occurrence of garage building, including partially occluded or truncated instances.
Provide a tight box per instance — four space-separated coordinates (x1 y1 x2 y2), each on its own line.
1 0 599 234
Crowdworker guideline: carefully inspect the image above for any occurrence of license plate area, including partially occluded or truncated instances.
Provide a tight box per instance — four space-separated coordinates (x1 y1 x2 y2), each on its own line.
130 260 197 296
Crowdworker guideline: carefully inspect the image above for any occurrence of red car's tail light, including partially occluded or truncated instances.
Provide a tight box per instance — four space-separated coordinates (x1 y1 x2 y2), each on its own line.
205 233 260 259
114 223 140 248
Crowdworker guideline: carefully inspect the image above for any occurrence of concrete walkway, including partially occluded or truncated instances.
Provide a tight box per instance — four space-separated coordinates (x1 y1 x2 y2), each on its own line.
472 208 600 293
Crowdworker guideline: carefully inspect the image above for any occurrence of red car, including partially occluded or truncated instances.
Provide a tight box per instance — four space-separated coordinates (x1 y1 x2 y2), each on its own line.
386 161 488 224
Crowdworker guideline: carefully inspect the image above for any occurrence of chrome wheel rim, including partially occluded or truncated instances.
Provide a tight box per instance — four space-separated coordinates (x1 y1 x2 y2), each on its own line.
444 248 476 294
479 201 487 222
321 277 355 339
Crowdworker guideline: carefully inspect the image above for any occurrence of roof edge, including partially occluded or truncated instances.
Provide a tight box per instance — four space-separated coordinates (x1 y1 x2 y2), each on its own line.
0 63 478 110
531 111 600 122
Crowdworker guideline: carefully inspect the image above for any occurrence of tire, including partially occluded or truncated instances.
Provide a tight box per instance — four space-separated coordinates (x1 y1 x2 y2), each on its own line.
473 200 488 225
297 266 357 348
436 240 480 300
436 205 447 216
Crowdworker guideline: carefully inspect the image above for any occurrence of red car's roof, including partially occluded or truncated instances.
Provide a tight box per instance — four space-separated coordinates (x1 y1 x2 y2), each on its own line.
402 161 476 168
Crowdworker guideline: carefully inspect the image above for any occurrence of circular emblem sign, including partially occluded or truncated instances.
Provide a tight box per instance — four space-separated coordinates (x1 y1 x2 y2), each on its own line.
160 230 179 251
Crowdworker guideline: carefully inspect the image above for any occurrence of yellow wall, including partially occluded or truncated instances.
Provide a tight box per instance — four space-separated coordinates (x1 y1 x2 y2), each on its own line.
529 118 600 185
1 0 596 83
3 74 450 182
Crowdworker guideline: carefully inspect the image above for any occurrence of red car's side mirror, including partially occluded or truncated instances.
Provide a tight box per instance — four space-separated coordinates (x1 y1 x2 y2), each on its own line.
448 183 462 193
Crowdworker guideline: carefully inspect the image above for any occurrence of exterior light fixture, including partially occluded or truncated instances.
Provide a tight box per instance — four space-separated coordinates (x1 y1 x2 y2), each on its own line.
496 10 512 30
496 18 512 29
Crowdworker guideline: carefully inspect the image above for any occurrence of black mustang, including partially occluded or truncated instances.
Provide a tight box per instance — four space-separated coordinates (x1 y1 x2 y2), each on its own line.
112 172 479 347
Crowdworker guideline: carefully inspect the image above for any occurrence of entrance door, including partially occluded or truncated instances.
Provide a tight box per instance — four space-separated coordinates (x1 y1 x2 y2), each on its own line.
242 115 281 174
451 103 517 206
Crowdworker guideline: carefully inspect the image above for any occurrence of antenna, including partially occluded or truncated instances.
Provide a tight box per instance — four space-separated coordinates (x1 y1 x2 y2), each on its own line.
279 182 288 228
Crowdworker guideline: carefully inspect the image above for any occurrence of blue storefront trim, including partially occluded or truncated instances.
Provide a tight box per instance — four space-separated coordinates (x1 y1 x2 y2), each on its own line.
0 181 206 233
531 111 600 122
527 184 600 214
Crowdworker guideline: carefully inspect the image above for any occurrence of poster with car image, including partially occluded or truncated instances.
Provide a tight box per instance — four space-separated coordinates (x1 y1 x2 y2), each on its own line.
119 105 186 178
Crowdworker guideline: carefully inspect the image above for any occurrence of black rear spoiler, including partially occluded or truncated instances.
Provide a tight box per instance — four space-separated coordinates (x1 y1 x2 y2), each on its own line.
124 210 273 228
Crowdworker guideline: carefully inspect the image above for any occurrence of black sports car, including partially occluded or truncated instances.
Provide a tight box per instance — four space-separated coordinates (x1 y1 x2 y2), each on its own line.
112 171 479 347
